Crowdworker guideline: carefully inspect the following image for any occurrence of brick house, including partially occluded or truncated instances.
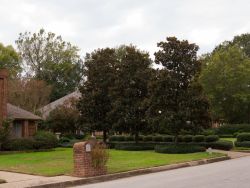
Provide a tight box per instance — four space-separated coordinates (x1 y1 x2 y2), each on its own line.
0 69 41 138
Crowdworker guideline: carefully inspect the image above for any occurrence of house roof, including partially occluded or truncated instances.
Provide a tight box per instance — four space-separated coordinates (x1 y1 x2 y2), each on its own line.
39 91 81 119
7 103 42 120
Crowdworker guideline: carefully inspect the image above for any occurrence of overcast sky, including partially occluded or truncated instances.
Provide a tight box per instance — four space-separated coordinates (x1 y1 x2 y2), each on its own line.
0 0 250 57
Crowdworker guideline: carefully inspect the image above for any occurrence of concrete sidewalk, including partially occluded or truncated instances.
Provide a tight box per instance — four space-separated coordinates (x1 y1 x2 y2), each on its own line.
0 171 81 188
212 149 250 158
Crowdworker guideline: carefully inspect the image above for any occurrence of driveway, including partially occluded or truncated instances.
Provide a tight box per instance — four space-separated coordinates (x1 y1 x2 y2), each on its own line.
74 155 250 188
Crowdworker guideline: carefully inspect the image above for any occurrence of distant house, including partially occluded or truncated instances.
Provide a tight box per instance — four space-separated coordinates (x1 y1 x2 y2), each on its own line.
0 69 41 138
39 91 81 119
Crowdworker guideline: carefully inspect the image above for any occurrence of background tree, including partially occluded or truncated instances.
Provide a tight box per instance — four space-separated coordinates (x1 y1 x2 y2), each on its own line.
16 29 84 101
45 98 81 134
8 79 52 113
0 43 21 78
150 37 210 141
200 45 250 123
109 45 152 142
78 48 117 142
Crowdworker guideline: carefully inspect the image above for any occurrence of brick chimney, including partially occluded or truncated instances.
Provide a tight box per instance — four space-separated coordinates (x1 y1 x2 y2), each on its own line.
0 69 8 125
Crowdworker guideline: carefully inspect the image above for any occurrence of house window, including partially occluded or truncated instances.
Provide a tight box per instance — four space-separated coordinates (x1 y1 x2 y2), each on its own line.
12 121 22 138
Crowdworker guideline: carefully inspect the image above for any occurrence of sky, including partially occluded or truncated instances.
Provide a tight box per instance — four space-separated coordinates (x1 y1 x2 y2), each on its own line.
0 0 250 57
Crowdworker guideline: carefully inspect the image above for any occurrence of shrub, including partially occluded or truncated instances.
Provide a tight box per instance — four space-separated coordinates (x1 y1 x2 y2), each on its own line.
206 141 233 151
59 137 71 143
205 135 219 142
91 144 109 168
237 133 250 142
124 136 134 141
202 129 215 136
3 138 36 151
143 135 153 142
115 135 125 142
115 143 154 151
177 135 183 142
153 135 163 142
235 141 250 148
193 135 205 142
215 124 250 135
155 144 206 154
34 131 58 149
219 134 234 138
162 135 174 142
108 135 117 142
183 135 193 143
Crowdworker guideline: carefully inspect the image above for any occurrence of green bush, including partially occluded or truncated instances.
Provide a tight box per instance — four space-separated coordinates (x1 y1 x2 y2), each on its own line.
124 136 134 141
202 129 215 136
115 143 154 151
116 135 125 142
143 135 153 142
205 135 219 142
153 135 163 142
183 135 193 143
235 141 250 148
155 144 206 154
192 135 205 142
219 134 234 138
162 135 174 142
215 124 250 135
206 141 233 151
3 138 36 151
34 131 58 149
177 135 183 142
237 133 250 142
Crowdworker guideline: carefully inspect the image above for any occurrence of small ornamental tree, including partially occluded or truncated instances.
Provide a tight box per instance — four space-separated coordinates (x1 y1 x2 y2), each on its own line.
0 119 12 150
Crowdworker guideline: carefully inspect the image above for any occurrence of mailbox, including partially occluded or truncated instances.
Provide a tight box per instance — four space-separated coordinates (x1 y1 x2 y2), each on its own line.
85 143 91 152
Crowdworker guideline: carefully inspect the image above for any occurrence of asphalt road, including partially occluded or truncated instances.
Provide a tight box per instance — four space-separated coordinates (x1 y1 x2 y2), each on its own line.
74 156 250 188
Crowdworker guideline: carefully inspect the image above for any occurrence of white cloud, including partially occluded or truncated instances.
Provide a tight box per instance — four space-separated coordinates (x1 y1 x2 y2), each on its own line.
0 0 249 57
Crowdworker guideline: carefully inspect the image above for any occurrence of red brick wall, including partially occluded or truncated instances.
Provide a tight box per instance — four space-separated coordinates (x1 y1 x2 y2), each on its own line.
0 69 8 125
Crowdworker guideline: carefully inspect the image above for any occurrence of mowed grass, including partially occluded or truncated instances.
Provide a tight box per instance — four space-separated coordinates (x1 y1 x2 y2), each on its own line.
0 148 224 176
220 138 236 143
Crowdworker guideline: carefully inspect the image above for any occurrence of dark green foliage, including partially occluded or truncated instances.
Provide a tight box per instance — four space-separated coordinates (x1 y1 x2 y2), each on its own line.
237 133 250 142
205 135 219 142
115 143 154 151
219 135 234 138
3 138 36 151
215 124 250 135
177 135 184 142
192 135 205 142
125 136 135 141
147 37 211 142
206 141 233 151
235 141 250 148
183 135 193 143
34 131 58 149
202 129 215 136
162 135 174 142
152 135 163 142
0 120 12 150
143 136 153 142
155 144 206 154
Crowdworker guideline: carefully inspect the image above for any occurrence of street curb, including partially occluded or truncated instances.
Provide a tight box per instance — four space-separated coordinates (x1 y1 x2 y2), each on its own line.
28 156 230 188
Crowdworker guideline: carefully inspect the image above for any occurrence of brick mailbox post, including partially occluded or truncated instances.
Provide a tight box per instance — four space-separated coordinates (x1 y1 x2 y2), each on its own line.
73 141 107 177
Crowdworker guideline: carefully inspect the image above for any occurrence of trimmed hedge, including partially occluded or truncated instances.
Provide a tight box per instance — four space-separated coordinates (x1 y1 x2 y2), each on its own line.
155 144 206 154
2 138 36 151
193 135 205 142
125 136 134 141
115 143 154 151
235 141 250 148
183 135 193 143
219 134 234 138
162 135 174 142
205 135 219 142
237 133 250 142
152 136 163 142
206 141 233 151
143 135 153 142
34 131 58 149
215 124 250 135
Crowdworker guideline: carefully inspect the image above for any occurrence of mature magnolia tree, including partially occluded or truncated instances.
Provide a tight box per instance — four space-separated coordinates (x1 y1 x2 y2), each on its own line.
148 37 211 141
109 45 152 142
0 43 21 78
8 79 51 113
200 45 250 123
78 48 117 142
16 29 84 101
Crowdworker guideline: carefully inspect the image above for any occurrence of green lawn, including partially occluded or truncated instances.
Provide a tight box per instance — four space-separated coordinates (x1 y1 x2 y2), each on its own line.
220 138 236 143
0 148 224 176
